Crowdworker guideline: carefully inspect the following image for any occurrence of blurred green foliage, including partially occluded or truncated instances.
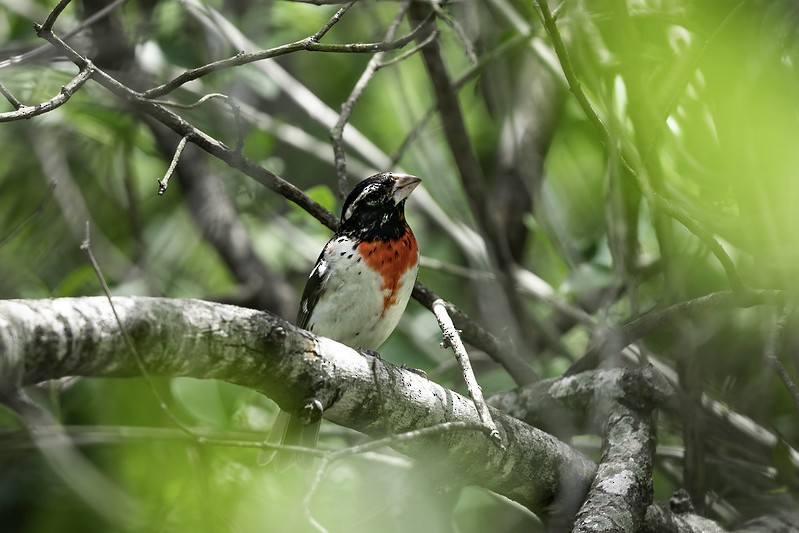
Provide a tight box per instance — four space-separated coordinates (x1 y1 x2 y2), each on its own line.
2 0 799 530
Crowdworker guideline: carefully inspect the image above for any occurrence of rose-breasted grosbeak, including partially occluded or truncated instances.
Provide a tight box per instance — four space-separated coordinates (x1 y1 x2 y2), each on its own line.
260 172 422 469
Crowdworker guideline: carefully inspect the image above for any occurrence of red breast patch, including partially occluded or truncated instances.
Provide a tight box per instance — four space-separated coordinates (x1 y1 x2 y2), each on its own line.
357 229 418 315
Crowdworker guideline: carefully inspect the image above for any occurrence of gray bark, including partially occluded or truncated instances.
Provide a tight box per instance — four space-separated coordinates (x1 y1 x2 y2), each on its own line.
0 296 596 524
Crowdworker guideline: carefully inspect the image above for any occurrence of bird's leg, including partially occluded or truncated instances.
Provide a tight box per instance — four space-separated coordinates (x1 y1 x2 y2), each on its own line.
357 347 382 359
400 364 428 379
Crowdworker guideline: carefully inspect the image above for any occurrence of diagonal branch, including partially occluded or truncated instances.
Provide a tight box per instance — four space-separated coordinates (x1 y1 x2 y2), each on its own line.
432 299 501 445
34 23 339 231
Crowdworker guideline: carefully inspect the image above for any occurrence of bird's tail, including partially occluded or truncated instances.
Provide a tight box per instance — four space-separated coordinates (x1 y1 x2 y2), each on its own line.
258 409 320 470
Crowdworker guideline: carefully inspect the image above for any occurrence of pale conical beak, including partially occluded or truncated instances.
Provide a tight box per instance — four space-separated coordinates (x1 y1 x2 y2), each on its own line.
391 174 422 204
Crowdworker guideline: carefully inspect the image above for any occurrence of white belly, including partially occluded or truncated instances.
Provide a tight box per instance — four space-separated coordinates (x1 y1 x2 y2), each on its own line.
306 235 418 350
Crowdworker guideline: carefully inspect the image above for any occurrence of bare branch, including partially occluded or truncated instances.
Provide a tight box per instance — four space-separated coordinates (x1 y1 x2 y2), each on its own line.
0 64 94 122
0 181 56 248
139 12 431 100
40 0 73 33
0 81 24 109
157 135 189 196
309 1 355 42
432 299 502 446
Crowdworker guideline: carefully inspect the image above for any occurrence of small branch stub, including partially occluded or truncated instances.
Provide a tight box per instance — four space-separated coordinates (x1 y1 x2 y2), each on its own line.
158 135 189 195
432 299 503 447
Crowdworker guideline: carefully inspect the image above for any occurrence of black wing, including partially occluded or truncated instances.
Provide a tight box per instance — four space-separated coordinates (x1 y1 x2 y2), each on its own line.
296 245 331 329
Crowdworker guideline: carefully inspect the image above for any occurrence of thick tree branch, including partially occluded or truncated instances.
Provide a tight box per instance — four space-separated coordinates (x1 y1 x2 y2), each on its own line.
573 376 658 532
0 297 596 523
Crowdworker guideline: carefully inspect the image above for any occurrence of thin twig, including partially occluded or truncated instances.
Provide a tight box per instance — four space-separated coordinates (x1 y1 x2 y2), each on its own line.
532 0 609 145
40 0 73 32
140 15 430 100
568 289 785 375
331 1 411 197
432 300 502 446
375 29 437 69
390 29 530 165
0 64 94 123
153 93 245 153
764 303 799 411
151 92 229 109
80 222 203 440
157 135 189 195
0 0 130 70
0 81 23 109
413 283 539 385
432 4 477 64
310 1 355 42
35 23 339 230
302 420 484 532
0 181 56 248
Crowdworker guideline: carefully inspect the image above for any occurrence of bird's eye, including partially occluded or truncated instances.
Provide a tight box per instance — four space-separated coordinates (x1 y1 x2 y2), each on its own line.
354 186 383 207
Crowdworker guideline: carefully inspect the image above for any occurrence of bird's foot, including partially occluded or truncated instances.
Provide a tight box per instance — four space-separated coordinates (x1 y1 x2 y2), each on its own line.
357 348 382 359
400 364 428 379
299 398 324 424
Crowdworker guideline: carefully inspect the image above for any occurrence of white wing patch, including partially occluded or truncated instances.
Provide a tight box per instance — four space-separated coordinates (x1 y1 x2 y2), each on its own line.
313 259 328 278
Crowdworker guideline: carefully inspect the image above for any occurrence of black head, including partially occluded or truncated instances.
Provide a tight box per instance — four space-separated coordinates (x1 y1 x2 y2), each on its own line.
339 172 421 240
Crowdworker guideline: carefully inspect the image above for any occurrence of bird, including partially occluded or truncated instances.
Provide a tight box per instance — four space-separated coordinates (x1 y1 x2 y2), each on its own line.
259 172 422 469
